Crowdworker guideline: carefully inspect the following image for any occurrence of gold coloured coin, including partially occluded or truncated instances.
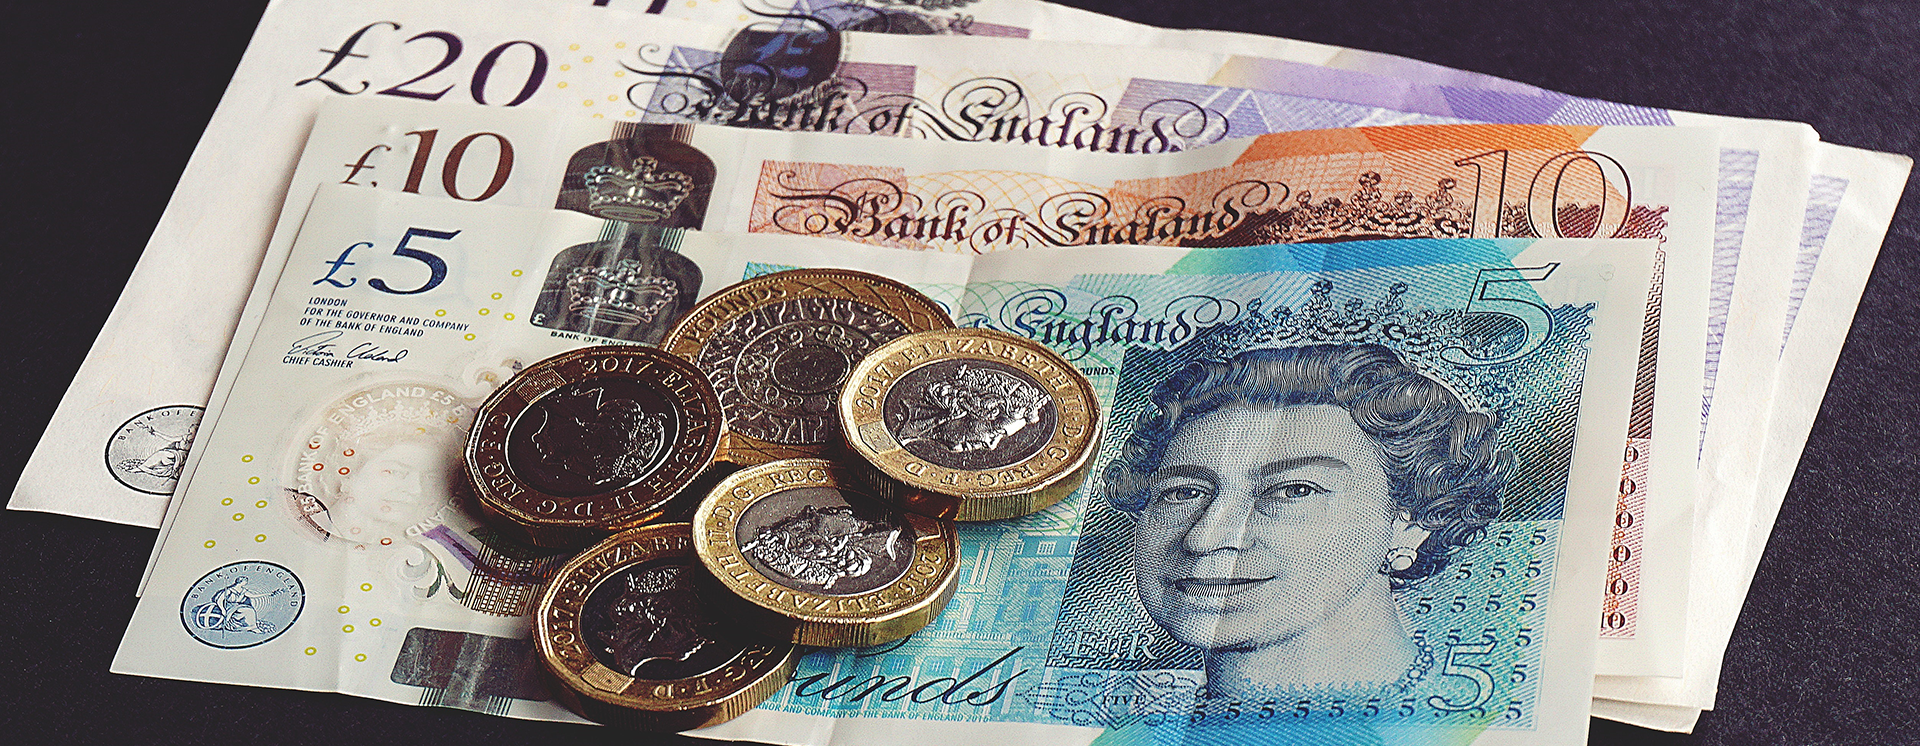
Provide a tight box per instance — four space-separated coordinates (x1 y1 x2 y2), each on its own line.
693 458 958 647
467 345 722 547
536 523 798 730
661 268 952 466
839 328 1102 521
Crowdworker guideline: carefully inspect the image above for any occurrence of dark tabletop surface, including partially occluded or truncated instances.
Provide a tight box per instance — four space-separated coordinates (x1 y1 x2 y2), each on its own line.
4 1 1915 744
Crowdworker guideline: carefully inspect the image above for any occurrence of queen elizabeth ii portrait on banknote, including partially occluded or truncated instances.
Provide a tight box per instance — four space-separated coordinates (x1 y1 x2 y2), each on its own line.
1102 344 1510 699
282 378 563 615
282 381 471 549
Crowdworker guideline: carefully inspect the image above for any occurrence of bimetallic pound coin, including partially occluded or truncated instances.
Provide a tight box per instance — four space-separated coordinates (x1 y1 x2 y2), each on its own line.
662 269 951 466
693 458 958 647
840 328 1102 521
467 346 722 547
536 523 798 731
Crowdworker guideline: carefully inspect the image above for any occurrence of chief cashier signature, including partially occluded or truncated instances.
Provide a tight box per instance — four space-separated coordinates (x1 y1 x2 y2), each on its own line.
287 331 410 363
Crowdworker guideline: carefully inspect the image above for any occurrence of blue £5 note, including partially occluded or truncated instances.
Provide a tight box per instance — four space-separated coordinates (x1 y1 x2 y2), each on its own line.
752 236 1651 746
118 186 1650 746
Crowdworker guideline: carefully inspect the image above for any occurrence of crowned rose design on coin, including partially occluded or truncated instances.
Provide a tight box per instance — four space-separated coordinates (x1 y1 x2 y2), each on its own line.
705 300 908 442
663 269 951 465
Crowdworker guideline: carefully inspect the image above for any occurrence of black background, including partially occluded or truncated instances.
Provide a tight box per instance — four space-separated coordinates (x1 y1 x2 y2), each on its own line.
4 1 1915 744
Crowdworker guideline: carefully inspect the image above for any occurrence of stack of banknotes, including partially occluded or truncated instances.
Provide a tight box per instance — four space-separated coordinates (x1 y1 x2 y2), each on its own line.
15 0 1909 743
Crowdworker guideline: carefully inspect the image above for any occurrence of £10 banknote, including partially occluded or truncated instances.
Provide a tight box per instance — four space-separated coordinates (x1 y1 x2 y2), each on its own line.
119 183 1655 746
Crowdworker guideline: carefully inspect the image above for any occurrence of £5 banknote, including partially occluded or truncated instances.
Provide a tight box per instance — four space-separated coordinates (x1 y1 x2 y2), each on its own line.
624 0 1833 676
119 183 1655 746
567 0 1917 711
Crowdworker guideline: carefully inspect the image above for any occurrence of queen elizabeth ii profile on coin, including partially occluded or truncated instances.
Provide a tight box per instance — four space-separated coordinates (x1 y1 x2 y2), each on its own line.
840 328 1100 521
538 524 798 730
467 346 722 547
582 561 731 679
888 359 1056 468
693 459 957 646
1103 344 1510 698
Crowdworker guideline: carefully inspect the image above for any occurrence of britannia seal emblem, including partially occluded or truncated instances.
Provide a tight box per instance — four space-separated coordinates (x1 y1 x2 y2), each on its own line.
179 561 305 649
105 405 204 495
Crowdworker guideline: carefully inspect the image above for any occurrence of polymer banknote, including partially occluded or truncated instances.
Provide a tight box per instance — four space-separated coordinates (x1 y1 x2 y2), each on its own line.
1003 8 1907 710
1125 12 1908 716
622 2 1832 675
118 184 1655 745
633 0 1898 686
1144 71 1818 675
613 26 1798 672
1186 24 1909 724
590 0 1911 683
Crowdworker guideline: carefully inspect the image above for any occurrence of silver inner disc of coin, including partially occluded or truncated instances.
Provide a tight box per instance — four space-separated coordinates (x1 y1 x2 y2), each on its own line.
735 486 916 596
882 358 1057 471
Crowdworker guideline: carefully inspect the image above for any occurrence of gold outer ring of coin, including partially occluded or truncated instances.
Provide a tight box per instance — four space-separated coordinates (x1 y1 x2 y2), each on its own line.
536 523 799 731
660 268 953 466
466 345 723 548
838 328 1103 521
692 458 959 647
